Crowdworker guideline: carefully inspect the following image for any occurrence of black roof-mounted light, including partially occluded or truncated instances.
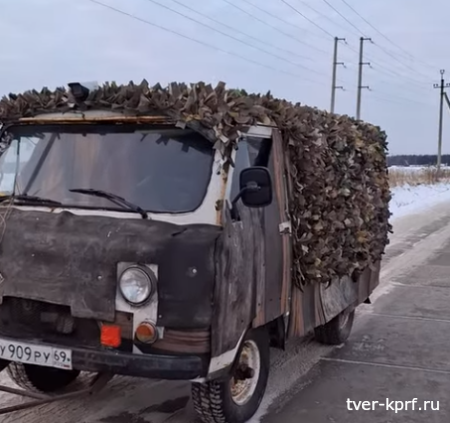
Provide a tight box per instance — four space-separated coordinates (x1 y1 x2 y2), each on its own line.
68 81 99 102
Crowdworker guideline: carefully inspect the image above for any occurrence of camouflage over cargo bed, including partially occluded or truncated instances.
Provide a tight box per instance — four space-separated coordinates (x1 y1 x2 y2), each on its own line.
0 80 391 287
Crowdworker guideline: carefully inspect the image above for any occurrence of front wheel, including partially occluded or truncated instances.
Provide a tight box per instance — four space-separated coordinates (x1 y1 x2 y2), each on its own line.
314 307 355 345
7 363 80 393
192 327 270 423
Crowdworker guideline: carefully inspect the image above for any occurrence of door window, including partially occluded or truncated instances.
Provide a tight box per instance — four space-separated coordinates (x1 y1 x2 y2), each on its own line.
230 136 273 201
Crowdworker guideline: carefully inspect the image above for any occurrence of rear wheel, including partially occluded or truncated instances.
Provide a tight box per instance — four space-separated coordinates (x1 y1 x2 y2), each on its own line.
314 307 355 345
192 327 270 423
7 363 80 393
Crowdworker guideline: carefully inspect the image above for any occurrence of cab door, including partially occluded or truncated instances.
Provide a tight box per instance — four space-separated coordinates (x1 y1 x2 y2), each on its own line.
244 129 292 327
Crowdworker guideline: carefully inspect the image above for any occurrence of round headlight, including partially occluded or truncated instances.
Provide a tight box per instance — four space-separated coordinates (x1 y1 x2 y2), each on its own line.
119 267 154 305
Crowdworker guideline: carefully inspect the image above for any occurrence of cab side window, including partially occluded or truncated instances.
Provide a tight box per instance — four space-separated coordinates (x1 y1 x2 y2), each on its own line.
247 136 272 168
230 136 273 201
230 140 251 201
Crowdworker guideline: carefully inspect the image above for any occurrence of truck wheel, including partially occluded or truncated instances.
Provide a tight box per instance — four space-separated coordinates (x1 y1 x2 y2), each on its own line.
314 307 355 345
191 327 270 423
7 363 80 393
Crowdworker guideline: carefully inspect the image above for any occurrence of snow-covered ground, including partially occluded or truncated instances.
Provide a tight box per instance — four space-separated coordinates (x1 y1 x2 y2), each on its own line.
390 182 450 220
389 165 450 171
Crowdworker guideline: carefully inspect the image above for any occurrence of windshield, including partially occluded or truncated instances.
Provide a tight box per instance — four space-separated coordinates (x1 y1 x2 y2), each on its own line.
0 124 214 213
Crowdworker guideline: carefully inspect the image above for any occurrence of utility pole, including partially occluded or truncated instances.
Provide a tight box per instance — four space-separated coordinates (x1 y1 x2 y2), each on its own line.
433 69 450 172
356 37 372 120
330 37 346 113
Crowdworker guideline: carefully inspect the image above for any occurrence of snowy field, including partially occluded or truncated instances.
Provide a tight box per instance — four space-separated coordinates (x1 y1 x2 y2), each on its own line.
390 183 450 220
388 165 450 220
389 165 450 171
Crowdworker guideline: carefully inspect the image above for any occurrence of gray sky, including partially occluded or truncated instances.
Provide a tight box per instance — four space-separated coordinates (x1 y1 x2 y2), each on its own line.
0 0 447 155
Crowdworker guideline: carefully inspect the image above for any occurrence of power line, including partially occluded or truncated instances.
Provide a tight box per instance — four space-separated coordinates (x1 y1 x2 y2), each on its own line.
337 0 436 71
368 93 432 109
294 0 360 37
238 0 331 43
221 0 330 53
319 0 434 81
292 0 425 84
166 0 314 63
365 51 430 87
320 58 432 98
366 62 429 89
81 0 440 116
337 65 433 98
142 0 327 76
86 0 324 85
278 0 334 38
233 0 421 90
371 42 433 80
236 0 331 42
345 41 431 88
368 74 430 94
344 87 434 109
372 88 434 107
320 0 365 35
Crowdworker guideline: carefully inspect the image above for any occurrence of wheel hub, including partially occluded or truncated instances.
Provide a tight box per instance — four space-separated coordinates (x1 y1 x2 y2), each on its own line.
230 339 261 406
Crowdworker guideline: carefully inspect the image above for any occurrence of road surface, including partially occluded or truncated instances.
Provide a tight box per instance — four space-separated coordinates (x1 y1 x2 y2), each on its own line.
1 200 450 422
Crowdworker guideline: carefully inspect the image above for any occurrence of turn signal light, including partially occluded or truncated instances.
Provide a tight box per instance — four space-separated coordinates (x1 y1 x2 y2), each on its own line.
101 324 122 348
135 322 158 344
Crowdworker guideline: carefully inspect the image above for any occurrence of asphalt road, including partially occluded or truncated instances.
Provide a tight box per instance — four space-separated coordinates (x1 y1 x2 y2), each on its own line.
1 201 450 423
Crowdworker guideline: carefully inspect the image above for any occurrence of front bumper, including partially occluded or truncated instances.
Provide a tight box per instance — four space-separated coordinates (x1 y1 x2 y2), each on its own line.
0 336 209 380
75 348 208 379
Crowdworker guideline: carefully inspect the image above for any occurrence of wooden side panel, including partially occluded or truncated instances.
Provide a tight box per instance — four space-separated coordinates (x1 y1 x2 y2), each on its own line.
318 261 382 326
253 129 292 327
288 262 381 338
357 268 372 304
287 288 303 337
272 130 293 317
252 216 267 327
287 283 317 337
319 277 359 323
260 154 284 323
370 261 381 291
359 261 381 302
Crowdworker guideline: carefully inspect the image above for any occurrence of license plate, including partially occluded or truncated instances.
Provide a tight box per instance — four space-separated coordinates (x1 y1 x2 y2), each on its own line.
0 338 72 370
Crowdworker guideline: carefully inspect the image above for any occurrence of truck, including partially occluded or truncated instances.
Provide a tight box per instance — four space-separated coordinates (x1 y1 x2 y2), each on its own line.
0 81 390 422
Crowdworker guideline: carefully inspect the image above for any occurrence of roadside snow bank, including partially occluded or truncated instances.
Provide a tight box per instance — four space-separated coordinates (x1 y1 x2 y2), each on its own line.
390 183 450 220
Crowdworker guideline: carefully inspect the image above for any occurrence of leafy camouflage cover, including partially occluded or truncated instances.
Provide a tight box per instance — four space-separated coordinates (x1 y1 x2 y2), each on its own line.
0 80 391 287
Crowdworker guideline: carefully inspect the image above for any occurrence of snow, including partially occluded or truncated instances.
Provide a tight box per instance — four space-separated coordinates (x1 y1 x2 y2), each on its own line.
389 165 450 172
390 182 450 220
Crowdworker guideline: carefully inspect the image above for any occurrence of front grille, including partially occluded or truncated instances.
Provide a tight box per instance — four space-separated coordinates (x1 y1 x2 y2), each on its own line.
0 297 132 351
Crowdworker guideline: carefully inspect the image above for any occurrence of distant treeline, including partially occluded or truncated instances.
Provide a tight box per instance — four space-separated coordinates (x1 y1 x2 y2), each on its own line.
387 155 449 166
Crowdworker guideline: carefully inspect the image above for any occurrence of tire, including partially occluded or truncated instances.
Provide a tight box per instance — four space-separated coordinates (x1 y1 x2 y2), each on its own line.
7 363 80 393
191 327 270 423
314 307 355 345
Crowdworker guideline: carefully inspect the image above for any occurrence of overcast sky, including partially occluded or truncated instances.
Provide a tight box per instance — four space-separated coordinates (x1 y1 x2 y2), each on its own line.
1 0 448 155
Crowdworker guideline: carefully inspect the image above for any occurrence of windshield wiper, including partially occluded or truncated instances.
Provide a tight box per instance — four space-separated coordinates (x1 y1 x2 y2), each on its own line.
69 188 148 219
0 194 62 206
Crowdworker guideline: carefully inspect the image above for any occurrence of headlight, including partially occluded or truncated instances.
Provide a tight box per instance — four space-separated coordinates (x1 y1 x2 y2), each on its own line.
119 266 154 305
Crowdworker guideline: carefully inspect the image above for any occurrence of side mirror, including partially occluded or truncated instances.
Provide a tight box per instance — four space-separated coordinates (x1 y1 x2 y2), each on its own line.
238 166 273 208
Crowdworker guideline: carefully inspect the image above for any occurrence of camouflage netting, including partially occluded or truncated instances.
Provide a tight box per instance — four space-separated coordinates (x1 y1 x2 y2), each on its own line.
0 80 391 287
